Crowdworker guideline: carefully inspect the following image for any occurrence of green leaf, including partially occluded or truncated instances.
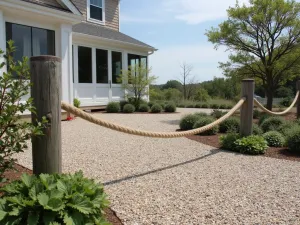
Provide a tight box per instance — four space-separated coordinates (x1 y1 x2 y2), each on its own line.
56 180 68 194
68 194 93 215
49 189 64 199
21 173 33 188
0 210 7 220
46 198 64 212
37 193 49 207
6 196 24 206
27 211 39 225
8 207 20 216
63 211 83 225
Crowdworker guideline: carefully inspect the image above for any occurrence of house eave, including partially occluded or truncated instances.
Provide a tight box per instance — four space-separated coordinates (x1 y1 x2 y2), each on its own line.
73 32 158 52
0 0 82 24
56 0 81 16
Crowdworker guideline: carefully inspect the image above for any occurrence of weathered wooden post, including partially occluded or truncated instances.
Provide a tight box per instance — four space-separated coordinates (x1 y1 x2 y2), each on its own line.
297 81 300 119
30 56 62 175
240 79 254 137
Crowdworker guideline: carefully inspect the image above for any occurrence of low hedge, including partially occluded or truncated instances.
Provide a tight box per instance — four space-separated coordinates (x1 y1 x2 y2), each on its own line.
260 116 285 132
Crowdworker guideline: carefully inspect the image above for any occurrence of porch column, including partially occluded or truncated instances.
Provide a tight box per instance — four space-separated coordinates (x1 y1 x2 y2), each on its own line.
123 51 128 99
59 24 73 104
0 10 6 75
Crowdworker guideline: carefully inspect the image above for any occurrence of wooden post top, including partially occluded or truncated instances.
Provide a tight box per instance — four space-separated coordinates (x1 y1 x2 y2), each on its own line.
30 55 61 62
296 80 300 90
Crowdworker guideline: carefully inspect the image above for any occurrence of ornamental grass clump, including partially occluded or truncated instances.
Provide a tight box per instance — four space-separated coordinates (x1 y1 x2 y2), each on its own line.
193 117 218 135
106 102 120 113
219 117 240 133
150 104 162 113
234 135 268 155
263 131 285 147
260 116 285 132
0 171 110 224
123 104 135 113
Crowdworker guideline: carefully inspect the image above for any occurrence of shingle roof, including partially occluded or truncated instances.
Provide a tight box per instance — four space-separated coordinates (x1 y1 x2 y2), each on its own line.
73 22 155 50
21 0 71 13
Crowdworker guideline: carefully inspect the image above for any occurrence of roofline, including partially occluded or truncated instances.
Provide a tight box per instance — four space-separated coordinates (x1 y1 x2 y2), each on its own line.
0 0 82 24
73 32 158 52
56 0 81 16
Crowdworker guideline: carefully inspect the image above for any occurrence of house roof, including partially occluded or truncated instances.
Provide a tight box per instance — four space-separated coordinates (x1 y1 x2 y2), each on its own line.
73 22 156 50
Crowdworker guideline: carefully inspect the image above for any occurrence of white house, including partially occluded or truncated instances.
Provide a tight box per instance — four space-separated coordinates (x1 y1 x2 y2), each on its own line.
0 0 156 107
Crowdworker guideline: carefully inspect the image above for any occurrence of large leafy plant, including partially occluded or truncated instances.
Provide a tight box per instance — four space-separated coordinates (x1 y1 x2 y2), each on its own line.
0 171 110 225
0 41 46 181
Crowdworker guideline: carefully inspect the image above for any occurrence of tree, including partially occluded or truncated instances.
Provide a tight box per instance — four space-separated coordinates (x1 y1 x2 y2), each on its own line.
193 88 211 102
0 41 46 181
119 63 157 108
163 88 183 102
275 86 294 98
162 80 183 91
178 62 196 99
206 0 300 109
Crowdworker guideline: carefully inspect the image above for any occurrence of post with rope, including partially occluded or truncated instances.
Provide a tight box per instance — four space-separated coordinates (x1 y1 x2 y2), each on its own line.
297 81 300 119
30 56 62 175
240 79 254 137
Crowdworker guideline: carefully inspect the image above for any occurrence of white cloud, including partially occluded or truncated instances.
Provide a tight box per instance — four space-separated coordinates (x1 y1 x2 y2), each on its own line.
150 44 229 84
163 0 249 24
120 14 163 24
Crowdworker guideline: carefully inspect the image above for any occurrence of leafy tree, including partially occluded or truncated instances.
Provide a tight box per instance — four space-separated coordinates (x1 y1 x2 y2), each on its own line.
149 87 164 101
163 88 183 102
275 86 293 98
162 80 183 91
193 88 211 102
0 41 46 181
119 63 157 108
206 0 300 109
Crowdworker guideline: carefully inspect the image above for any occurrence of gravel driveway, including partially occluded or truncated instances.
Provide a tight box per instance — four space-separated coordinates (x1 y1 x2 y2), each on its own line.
16 108 300 225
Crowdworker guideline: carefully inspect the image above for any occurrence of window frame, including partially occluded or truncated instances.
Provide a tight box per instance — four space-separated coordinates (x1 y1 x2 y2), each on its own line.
87 0 106 25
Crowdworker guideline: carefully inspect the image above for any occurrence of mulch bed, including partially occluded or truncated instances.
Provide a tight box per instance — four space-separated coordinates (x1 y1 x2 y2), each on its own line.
186 134 300 162
1 164 123 225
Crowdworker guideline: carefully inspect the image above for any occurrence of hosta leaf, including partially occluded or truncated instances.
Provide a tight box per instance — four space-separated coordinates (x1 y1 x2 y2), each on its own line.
68 194 93 214
29 183 44 200
40 174 50 189
21 173 33 188
56 180 68 194
37 193 49 207
0 210 7 220
49 189 64 199
46 198 64 212
27 211 39 225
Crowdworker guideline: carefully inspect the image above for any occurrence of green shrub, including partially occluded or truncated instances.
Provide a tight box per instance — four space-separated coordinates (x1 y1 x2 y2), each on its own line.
210 109 226 119
0 171 109 224
211 104 219 109
160 103 166 110
73 98 81 108
164 103 176 112
280 97 292 107
263 131 285 147
195 103 202 108
253 109 260 119
252 124 263 135
258 113 271 125
202 103 209 108
286 126 300 152
151 104 162 113
219 117 240 133
260 116 285 132
193 117 218 135
139 104 150 112
187 104 195 108
123 104 135 113
234 135 268 155
278 121 298 137
148 101 155 108
120 100 129 112
219 104 227 109
220 133 240 151
226 105 233 109
178 103 186 108
179 114 200 130
106 102 120 113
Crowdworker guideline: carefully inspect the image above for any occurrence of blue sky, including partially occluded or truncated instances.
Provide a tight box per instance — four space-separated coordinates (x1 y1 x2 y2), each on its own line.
119 0 249 84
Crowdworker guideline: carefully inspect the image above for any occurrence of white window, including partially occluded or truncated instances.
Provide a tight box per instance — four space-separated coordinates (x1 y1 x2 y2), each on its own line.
88 0 105 24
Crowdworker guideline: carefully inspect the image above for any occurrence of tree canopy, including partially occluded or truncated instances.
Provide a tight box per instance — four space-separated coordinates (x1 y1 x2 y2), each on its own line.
206 0 300 109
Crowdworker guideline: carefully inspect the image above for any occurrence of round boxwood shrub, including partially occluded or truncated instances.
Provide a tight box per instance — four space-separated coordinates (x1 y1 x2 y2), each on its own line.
165 103 176 112
201 103 209 108
179 114 200 130
263 131 285 147
226 105 233 109
258 113 271 125
106 102 120 113
0 171 110 224
220 133 240 151
123 104 135 113
287 126 300 152
194 112 209 117
210 110 226 119
219 117 240 133
252 124 263 135
260 116 285 132
193 117 218 135
219 104 227 109
211 104 219 109
120 100 129 112
151 104 162 113
234 135 268 155
139 104 150 112
195 103 202 108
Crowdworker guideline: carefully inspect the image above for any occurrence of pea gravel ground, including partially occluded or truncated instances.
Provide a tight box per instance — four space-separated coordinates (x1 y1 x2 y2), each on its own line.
16 108 300 225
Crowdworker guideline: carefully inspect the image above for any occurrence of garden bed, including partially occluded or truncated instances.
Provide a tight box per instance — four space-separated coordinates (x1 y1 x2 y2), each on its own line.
1 164 123 225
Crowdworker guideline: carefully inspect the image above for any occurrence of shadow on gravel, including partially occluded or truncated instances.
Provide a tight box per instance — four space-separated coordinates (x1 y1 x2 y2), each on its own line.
103 149 220 186
160 120 180 125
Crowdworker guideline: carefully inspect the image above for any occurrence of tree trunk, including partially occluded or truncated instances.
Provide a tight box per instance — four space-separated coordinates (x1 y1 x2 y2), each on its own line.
266 90 274 110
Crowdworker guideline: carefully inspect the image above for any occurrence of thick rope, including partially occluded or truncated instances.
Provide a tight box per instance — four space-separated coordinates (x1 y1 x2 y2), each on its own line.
254 91 299 116
61 98 245 138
